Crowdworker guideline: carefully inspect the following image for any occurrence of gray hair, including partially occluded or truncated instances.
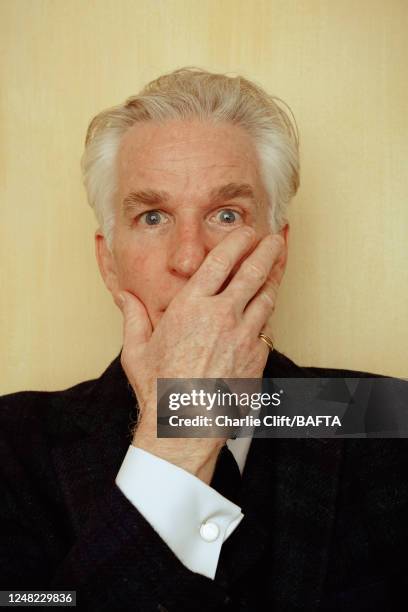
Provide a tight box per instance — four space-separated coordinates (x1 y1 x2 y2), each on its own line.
81 67 300 248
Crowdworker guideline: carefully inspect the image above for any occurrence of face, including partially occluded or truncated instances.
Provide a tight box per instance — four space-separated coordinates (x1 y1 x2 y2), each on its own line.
96 119 288 328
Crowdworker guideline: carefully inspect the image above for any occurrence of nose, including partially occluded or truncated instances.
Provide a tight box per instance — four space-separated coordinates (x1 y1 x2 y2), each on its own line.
167 222 209 279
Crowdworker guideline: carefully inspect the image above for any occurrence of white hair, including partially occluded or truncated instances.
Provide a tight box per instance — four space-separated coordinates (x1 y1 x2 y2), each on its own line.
81 67 300 248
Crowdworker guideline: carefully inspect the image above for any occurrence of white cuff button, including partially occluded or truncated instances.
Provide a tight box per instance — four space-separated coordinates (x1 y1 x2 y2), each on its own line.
200 521 220 542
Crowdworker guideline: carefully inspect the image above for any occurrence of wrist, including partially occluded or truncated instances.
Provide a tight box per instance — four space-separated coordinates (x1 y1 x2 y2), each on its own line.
131 437 225 484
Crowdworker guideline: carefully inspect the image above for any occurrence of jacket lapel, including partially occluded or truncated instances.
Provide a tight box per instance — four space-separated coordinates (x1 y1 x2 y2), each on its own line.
51 355 137 536
216 351 344 608
215 436 343 608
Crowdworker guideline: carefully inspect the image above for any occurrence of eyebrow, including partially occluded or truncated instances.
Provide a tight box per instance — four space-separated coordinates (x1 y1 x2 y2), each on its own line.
121 182 257 214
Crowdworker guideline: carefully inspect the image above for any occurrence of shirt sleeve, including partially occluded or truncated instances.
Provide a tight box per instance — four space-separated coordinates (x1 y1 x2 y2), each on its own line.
115 445 244 580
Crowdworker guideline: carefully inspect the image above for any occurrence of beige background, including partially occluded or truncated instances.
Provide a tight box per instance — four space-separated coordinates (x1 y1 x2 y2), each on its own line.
1 0 407 394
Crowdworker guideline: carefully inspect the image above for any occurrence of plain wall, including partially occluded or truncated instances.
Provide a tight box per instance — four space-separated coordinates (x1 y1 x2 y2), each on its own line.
1 0 407 393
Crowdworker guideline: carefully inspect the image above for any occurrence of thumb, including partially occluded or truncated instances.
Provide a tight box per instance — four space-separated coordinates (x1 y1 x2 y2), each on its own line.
117 290 152 349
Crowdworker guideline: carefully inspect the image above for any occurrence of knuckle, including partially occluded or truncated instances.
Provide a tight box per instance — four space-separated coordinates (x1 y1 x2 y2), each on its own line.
261 291 275 307
271 234 284 249
239 329 253 351
223 312 238 329
243 261 267 283
265 276 279 292
242 226 256 239
214 299 238 327
208 252 231 273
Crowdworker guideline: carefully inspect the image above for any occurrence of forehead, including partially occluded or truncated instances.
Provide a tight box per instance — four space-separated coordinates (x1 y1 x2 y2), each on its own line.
116 119 264 197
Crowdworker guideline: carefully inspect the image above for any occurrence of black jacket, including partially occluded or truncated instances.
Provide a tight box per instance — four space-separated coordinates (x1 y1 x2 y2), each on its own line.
0 350 407 611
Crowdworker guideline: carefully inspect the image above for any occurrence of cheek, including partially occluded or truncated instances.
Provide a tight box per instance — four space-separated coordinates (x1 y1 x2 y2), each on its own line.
114 246 177 309
115 248 158 289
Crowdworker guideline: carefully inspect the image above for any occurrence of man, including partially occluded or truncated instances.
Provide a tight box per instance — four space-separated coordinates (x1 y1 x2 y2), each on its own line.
1 67 407 611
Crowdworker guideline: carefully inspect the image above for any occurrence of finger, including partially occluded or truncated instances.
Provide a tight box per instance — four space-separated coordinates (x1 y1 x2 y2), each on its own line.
222 234 285 313
118 290 152 350
243 267 283 334
184 226 257 297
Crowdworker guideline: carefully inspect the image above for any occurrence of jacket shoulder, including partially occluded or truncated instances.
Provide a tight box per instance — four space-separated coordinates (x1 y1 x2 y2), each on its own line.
267 349 385 378
0 354 131 441
0 376 99 438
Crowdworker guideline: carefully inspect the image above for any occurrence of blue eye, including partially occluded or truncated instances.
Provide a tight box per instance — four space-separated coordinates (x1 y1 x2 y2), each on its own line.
216 209 242 224
141 210 166 226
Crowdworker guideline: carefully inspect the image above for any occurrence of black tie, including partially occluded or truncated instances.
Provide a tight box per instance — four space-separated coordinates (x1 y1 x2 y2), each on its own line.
210 443 242 507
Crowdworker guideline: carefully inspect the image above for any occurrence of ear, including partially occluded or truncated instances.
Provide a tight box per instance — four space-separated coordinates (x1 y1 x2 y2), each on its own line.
94 230 119 296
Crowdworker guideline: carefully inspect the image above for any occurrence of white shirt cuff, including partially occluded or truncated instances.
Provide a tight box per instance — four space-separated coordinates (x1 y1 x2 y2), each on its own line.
115 445 244 580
